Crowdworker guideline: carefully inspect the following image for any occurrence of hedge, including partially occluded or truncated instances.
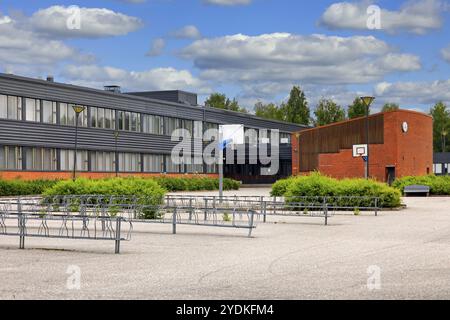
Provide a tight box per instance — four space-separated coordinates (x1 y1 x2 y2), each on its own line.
0 179 59 197
272 173 402 208
392 175 450 195
153 176 240 192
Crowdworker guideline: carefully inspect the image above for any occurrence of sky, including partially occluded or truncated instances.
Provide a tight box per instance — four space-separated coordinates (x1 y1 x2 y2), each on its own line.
0 0 450 113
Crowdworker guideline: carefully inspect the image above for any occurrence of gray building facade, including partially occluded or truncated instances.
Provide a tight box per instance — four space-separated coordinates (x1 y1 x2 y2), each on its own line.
0 73 307 183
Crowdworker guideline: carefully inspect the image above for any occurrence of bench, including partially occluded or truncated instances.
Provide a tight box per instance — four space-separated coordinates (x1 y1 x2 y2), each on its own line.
404 185 430 197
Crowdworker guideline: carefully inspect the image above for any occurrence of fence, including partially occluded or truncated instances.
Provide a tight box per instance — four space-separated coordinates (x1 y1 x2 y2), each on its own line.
0 197 131 253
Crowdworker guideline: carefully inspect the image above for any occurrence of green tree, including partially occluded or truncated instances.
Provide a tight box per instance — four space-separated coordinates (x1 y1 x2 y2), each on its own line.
430 102 450 152
280 86 310 125
204 93 248 113
254 102 284 121
313 99 346 126
382 103 400 112
348 97 369 119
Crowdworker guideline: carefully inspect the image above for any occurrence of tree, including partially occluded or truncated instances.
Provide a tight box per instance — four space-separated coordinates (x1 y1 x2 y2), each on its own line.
348 97 369 119
430 102 450 152
204 93 248 113
280 86 310 125
382 103 400 112
254 102 284 121
314 99 346 126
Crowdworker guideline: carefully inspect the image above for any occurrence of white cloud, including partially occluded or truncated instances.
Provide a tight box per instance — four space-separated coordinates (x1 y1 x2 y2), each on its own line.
29 5 143 38
0 17 84 69
375 80 450 105
170 25 202 39
203 0 252 6
181 33 421 87
61 64 211 94
146 38 166 57
320 0 443 34
442 45 450 63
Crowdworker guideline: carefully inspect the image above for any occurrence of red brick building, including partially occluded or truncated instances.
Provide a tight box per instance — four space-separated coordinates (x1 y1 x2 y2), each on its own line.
292 110 433 183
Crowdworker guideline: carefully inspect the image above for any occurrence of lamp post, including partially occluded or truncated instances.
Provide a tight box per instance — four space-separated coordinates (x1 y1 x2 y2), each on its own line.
114 130 120 177
72 105 86 181
360 96 375 179
442 130 448 153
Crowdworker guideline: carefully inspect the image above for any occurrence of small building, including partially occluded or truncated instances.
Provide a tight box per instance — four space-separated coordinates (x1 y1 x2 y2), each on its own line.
433 153 450 175
291 110 433 183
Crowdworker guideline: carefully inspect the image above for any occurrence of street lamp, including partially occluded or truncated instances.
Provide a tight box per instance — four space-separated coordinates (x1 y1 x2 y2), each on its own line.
114 130 120 177
360 96 375 179
442 129 448 153
72 105 86 181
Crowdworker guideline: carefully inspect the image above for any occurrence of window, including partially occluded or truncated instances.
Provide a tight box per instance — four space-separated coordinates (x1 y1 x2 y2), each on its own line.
0 95 22 120
434 164 443 175
165 155 181 173
91 151 115 172
26 148 57 171
42 101 57 124
60 149 88 171
245 128 258 145
0 146 22 170
164 117 182 136
60 103 87 126
119 153 141 172
182 119 193 137
142 114 164 135
143 154 164 172
91 107 116 129
25 98 41 122
204 122 219 141
187 156 204 173
280 132 291 144
206 163 218 174
194 121 203 139
118 111 141 132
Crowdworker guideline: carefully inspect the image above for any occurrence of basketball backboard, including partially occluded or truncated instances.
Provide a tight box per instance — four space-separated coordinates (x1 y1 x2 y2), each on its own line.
353 144 368 157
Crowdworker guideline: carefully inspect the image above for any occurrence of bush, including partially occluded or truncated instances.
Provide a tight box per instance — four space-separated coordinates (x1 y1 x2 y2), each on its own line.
153 176 240 192
0 179 59 197
274 172 402 208
43 178 166 219
271 177 295 197
392 175 450 195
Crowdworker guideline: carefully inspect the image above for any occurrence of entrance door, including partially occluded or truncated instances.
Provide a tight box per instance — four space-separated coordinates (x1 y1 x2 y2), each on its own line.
386 167 396 185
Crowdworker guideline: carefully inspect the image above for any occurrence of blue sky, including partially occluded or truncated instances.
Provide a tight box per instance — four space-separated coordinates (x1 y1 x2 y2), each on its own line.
0 0 449 112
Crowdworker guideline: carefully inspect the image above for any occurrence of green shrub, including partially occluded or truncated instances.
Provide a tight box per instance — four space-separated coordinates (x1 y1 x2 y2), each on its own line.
153 176 240 192
271 177 295 197
43 177 166 219
0 179 59 196
392 175 450 195
274 172 401 208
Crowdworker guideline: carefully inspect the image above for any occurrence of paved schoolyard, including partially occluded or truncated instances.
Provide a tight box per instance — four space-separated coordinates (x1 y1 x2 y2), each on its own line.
1 189 450 300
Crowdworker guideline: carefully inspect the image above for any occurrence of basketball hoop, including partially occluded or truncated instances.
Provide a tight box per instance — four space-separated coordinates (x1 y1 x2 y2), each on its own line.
353 144 368 158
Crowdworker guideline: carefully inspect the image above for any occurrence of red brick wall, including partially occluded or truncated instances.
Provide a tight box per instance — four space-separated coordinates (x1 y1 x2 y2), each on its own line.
292 110 433 182
0 172 219 181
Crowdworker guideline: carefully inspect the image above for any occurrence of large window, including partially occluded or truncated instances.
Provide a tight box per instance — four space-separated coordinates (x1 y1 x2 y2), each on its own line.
42 101 57 124
143 154 164 172
26 148 57 171
60 103 87 126
142 114 163 135
118 111 141 132
0 95 22 120
280 132 291 144
206 163 218 174
119 152 141 172
25 98 41 122
91 151 115 172
165 155 182 173
245 128 258 145
182 119 193 137
204 122 219 141
91 107 116 130
164 117 182 136
0 146 22 170
186 156 204 173
193 121 203 139
60 149 88 171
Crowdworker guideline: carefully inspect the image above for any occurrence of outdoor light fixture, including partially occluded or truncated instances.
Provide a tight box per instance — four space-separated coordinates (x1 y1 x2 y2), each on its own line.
360 96 375 179
72 105 86 181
